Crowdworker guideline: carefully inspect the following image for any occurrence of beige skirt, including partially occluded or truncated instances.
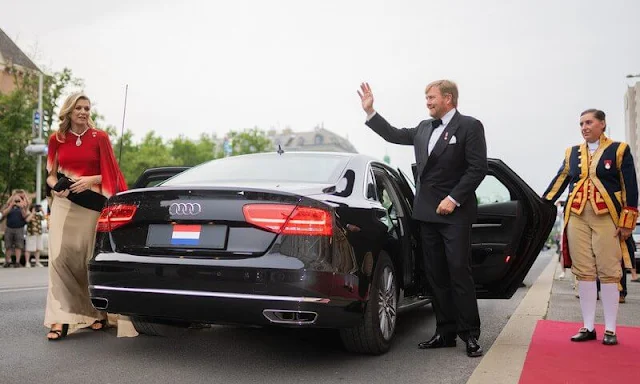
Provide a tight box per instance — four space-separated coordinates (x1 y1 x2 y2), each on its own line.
44 196 139 337
44 196 104 332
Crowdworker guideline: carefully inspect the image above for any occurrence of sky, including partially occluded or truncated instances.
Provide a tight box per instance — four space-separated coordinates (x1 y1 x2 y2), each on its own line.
2 0 640 194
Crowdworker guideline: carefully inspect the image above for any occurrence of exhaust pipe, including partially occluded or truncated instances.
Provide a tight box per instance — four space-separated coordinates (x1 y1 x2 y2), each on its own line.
91 297 109 310
262 309 318 325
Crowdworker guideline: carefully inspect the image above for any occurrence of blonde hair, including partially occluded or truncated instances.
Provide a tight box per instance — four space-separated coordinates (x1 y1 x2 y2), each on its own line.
56 92 96 142
425 80 459 107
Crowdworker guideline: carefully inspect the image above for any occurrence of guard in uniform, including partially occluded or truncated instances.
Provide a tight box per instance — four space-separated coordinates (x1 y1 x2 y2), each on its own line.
543 109 638 346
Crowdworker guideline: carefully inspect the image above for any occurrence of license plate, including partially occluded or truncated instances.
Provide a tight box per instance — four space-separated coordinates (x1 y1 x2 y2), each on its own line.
146 224 227 249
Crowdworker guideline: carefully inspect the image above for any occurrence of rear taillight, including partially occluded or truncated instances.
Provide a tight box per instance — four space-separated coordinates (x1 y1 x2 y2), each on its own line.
242 204 332 236
96 204 137 232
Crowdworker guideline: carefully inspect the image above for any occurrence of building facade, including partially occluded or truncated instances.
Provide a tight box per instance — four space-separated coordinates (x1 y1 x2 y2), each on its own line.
269 126 358 153
0 28 40 94
624 82 640 183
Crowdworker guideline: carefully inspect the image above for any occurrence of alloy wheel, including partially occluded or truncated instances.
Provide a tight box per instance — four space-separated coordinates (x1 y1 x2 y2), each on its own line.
377 266 397 340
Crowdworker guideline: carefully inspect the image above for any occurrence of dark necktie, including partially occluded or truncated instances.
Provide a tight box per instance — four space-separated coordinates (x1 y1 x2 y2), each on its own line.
432 119 443 128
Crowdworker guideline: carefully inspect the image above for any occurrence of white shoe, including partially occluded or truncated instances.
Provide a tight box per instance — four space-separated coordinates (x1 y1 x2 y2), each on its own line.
558 272 565 279
25 263 32 268
35 262 44 267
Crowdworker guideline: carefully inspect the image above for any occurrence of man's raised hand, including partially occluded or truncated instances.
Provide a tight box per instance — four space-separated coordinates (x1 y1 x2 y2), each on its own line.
358 82 375 115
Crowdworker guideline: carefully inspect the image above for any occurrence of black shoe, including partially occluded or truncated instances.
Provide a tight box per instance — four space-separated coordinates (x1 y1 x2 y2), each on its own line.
570 327 597 342
2 262 10 268
418 333 457 349
465 336 483 357
603 330 618 346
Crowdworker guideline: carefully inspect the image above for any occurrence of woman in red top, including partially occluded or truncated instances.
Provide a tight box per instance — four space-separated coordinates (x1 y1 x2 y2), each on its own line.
44 92 127 341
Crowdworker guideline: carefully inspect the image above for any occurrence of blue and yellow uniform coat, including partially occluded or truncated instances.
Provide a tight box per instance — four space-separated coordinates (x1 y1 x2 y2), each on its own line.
543 135 638 269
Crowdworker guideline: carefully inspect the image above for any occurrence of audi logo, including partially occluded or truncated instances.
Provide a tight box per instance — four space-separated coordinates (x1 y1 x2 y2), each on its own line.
169 202 202 215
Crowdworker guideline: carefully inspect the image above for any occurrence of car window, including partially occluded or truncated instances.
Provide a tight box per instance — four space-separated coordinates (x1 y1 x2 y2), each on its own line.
476 175 511 205
162 153 350 186
634 225 640 234
365 166 377 201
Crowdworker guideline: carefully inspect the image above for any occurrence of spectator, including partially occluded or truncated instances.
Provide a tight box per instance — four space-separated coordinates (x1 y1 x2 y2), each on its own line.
25 204 45 267
1 190 31 267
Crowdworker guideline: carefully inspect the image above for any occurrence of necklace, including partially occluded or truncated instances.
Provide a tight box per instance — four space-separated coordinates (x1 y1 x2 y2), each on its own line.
70 127 90 146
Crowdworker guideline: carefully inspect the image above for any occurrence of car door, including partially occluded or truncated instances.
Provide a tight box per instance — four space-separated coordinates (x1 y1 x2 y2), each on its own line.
131 166 191 189
371 164 421 295
399 159 556 299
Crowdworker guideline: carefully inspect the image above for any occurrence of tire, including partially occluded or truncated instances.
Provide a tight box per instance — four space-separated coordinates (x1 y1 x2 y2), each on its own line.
340 252 398 355
131 317 191 337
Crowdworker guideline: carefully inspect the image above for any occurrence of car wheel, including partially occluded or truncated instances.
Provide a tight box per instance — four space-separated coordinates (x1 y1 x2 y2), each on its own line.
339 251 398 355
131 317 191 337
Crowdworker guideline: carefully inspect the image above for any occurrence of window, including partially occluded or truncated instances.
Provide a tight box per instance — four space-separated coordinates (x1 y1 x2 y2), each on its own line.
365 166 377 201
297 137 305 146
162 153 350 185
314 134 324 145
475 175 511 205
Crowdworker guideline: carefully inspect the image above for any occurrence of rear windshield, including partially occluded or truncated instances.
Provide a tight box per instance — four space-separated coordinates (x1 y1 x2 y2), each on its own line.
161 153 351 186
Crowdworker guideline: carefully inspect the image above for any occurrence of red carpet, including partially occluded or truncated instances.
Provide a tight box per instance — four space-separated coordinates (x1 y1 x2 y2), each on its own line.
519 320 640 384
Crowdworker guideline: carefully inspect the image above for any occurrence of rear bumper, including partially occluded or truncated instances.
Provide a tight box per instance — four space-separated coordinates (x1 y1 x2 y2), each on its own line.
88 254 367 328
89 284 363 328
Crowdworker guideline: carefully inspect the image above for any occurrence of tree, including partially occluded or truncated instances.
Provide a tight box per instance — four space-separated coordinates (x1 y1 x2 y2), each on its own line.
0 66 83 202
170 134 217 166
120 132 174 185
0 88 36 201
228 127 273 156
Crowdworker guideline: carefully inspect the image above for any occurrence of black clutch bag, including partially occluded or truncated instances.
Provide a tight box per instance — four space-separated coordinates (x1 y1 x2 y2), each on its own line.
53 174 107 212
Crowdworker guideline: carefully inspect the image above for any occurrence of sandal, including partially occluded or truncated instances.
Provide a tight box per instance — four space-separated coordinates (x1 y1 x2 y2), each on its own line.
47 324 69 341
90 319 107 331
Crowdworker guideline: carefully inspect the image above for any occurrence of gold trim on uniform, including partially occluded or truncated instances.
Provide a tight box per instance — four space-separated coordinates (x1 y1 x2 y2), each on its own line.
618 208 638 230
544 147 572 201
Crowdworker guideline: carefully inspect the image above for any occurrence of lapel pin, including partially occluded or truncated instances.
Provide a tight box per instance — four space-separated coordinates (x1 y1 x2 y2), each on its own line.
444 132 448 141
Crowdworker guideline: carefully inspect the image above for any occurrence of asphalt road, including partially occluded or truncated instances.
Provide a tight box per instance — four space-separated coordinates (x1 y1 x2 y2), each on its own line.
0 251 552 384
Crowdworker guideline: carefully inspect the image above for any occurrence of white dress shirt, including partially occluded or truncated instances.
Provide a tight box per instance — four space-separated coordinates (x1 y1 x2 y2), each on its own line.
427 108 457 155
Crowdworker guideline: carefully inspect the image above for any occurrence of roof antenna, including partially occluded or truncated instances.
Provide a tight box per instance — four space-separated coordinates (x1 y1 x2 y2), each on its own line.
277 144 284 155
115 84 128 194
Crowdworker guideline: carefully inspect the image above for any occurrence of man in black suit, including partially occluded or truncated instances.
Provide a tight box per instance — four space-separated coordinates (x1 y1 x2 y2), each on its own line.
358 80 487 357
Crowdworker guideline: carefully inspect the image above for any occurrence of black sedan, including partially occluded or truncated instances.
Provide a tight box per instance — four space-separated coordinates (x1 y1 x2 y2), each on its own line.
88 151 555 354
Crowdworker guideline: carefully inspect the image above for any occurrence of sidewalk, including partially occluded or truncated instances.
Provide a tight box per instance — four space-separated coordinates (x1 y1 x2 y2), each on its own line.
547 265 640 328
467 253 640 384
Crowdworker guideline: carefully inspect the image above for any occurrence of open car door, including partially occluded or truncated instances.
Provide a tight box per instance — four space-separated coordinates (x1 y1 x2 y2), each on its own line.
404 159 555 300
131 166 191 189
472 159 555 298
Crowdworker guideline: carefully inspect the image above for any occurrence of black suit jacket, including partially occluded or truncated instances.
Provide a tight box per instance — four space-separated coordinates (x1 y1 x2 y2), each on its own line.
366 111 488 224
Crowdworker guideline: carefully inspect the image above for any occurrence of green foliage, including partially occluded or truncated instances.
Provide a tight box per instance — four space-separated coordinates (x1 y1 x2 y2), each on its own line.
170 133 217 166
104 128 274 187
0 89 36 200
0 67 82 202
228 127 273 155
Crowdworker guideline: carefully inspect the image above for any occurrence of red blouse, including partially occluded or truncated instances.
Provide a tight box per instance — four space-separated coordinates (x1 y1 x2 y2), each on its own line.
47 128 127 198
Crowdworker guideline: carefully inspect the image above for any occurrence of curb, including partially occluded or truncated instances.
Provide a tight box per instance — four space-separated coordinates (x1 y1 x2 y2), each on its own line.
466 255 557 384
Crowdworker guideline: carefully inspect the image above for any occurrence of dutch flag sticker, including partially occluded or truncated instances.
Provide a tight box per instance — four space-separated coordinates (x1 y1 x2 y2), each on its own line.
171 224 202 245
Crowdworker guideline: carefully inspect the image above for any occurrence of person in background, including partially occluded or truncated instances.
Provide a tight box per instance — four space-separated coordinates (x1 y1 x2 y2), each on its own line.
543 109 638 346
25 204 45 267
1 191 31 268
